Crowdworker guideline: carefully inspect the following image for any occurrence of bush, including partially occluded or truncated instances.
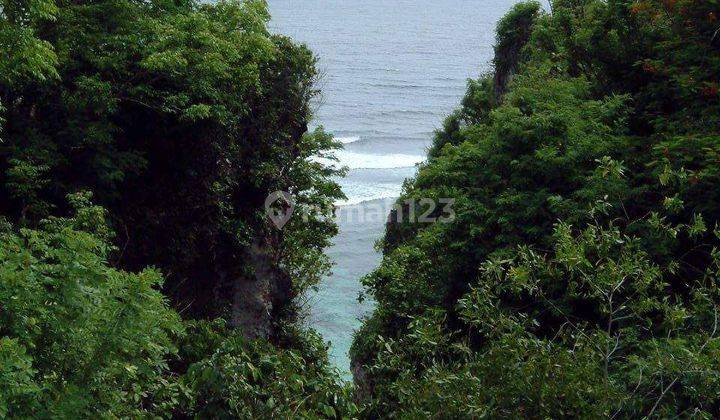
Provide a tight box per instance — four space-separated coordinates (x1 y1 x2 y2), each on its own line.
178 321 359 418
0 196 359 418
0 194 183 417
353 0 720 416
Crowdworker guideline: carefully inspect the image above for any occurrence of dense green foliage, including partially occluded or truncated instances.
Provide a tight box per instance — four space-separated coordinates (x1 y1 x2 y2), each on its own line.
353 0 720 417
1 0 355 417
176 319 357 418
0 197 357 417
4 0 720 417
0 0 343 320
0 194 182 417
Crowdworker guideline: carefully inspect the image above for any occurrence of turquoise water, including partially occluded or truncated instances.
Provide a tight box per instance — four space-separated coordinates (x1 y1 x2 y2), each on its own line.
268 0 546 376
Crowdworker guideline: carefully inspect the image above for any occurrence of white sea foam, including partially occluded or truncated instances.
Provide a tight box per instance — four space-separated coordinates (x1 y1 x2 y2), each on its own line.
336 183 402 206
336 136 361 144
316 150 425 170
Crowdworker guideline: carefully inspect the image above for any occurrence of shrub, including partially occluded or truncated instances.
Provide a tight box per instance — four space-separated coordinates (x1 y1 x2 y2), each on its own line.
0 194 183 417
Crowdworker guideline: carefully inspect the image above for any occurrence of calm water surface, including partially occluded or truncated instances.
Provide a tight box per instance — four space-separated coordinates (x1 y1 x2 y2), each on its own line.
268 0 546 376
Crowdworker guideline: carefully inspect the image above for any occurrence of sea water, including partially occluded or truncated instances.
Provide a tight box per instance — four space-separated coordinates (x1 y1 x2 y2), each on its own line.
268 0 547 377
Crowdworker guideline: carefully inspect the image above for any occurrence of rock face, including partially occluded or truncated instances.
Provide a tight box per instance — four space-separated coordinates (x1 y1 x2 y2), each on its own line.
492 2 540 104
351 358 373 403
492 38 523 104
231 238 292 340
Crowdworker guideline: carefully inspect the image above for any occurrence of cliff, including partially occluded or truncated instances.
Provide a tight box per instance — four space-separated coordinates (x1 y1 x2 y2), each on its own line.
351 0 720 417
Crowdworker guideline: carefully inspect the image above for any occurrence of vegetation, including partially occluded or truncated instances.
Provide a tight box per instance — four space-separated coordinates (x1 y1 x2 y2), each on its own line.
352 0 720 417
0 196 357 417
0 0 343 321
1 0 354 417
2 0 720 417
0 194 182 417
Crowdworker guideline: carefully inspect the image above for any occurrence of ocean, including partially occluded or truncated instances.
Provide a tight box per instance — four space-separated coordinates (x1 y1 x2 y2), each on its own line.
268 0 546 377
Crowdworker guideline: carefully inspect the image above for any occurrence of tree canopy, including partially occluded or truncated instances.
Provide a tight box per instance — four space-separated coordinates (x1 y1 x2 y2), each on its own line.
352 0 720 417
1 0 355 417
